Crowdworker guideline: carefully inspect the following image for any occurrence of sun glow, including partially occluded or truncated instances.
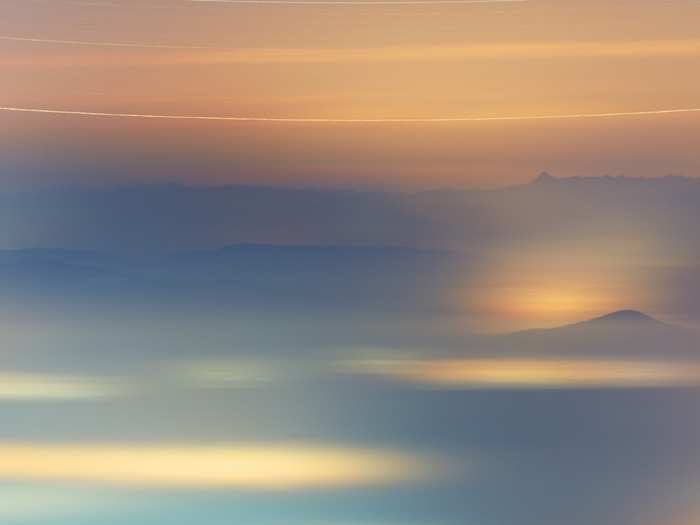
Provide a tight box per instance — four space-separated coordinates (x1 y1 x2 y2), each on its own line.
501 286 614 323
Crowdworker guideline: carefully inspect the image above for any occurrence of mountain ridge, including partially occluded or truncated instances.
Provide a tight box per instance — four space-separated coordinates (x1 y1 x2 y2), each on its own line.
490 309 699 358
508 309 670 337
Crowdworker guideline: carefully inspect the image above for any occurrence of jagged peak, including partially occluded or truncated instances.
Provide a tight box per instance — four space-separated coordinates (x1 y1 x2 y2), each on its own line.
528 173 696 186
533 171 557 184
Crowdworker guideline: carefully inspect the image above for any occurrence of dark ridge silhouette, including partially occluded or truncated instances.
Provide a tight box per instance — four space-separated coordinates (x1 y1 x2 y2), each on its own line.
3 175 700 253
494 309 699 359
527 172 698 186
586 310 662 325
532 171 557 184
509 309 670 337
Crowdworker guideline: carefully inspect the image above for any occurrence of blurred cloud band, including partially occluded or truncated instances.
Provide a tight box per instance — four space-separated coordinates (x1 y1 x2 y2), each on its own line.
0 443 445 489
342 358 700 389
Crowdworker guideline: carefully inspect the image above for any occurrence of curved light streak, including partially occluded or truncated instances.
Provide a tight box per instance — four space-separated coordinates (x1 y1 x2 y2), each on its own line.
1 105 700 123
0 35 212 50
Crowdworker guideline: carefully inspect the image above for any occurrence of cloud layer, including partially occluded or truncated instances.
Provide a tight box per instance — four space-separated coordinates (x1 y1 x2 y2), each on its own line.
0 443 445 489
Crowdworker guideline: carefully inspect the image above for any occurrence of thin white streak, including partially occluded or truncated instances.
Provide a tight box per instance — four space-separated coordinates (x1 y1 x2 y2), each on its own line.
0 35 212 50
1 105 700 123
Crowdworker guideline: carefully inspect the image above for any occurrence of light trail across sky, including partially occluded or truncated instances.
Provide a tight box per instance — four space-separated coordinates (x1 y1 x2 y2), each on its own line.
1 106 700 123
0 36 212 50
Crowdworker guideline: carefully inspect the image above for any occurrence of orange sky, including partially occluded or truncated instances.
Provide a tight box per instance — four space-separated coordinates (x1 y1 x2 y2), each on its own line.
1 0 699 188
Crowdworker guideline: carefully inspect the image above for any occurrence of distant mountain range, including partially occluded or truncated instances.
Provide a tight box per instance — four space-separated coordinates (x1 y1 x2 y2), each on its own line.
3 174 700 332
412 173 700 248
1 174 699 252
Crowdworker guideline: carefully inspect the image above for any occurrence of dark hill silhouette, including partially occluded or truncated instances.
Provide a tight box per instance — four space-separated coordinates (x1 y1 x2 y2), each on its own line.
532 171 557 185
488 309 698 359
587 309 658 323
512 309 673 334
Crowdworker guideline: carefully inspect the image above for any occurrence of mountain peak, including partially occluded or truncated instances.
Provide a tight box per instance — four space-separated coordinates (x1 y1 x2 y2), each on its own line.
587 310 659 324
508 309 674 339
533 171 557 184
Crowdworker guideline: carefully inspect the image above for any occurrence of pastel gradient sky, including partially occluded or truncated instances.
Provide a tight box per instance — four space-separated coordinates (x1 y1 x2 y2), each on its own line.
3 4 700 525
1 0 699 188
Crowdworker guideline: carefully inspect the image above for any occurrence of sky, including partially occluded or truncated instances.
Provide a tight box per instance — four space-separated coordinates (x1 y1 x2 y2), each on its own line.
2 2 700 525
1 0 700 188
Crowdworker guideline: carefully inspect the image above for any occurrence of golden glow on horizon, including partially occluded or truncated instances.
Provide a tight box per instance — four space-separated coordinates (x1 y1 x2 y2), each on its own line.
343 358 700 389
492 286 618 326
456 235 670 331
0 443 443 488
462 280 628 332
